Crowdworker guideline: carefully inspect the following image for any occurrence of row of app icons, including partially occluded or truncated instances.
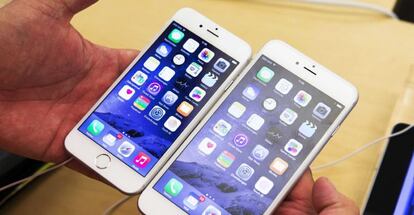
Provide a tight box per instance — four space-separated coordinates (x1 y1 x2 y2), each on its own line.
163 178 222 214
243 82 331 120
220 102 318 138
248 66 332 118
198 136 293 173
131 65 222 91
141 56 230 83
86 120 152 168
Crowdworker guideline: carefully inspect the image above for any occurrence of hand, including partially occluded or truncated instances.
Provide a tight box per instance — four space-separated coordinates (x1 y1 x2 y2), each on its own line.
0 0 137 176
274 169 359 215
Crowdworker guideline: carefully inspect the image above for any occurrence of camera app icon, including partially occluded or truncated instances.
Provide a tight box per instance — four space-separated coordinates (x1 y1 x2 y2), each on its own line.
213 58 230 73
313 102 331 119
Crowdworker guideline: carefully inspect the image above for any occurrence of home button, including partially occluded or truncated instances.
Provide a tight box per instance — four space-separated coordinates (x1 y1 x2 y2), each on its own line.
95 154 111 169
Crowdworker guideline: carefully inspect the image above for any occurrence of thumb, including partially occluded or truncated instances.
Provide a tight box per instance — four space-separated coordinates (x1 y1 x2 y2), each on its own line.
114 49 139 73
312 177 359 215
21 0 98 20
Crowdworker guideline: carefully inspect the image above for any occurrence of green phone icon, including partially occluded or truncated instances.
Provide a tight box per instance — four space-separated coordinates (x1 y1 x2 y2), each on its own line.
256 66 275 83
168 29 184 44
87 120 105 136
164 178 183 197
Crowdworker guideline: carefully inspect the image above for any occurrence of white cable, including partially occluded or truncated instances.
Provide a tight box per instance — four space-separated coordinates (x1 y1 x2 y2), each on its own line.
312 124 414 171
102 195 133 215
288 0 397 19
252 0 398 19
0 157 74 192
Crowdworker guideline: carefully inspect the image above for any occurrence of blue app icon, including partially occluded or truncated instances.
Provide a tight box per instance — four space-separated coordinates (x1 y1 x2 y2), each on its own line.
149 105 166 121
156 42 173 57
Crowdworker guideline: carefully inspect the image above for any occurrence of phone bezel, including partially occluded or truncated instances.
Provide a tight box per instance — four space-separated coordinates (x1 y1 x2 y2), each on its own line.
64 7 252 194
138 40 358 214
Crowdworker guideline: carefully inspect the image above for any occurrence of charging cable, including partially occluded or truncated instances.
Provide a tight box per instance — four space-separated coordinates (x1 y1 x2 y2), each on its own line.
0 157 74 192
312 123 414 171
249 0 398 19
102 195 134 215
2 124 413 213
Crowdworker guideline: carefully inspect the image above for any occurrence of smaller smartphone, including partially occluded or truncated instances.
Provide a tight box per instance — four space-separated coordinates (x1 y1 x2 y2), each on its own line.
139 40 358 214
64 8 251 194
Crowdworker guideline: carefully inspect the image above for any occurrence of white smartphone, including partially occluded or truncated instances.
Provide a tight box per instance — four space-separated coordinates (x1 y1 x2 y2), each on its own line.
138 40 358 214
64 8 251 194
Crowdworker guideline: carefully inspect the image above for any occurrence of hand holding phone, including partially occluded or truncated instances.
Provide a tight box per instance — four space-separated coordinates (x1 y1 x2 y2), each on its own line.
64 8 251 194
139 40 358 214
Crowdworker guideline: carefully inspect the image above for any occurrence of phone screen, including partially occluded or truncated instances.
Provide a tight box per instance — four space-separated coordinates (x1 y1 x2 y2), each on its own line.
78 21 239 176
153 55 345 214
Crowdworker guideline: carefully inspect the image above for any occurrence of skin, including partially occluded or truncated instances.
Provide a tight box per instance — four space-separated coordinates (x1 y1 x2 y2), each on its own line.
0 0 359 214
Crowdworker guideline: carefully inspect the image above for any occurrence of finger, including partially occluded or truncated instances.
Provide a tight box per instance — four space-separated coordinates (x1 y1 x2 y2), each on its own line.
285 169 314 201
21 0 98 20
60 0 98 16
115 49 139 73
312 177 359 214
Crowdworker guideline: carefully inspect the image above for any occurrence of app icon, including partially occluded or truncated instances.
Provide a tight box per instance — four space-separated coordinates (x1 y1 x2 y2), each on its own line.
202 205 221 215
134 95 151 111
133 152 151 168
251 144 269 161
213 58 230 73
164 178 183 197
255 176 274 195
198 137 217 155
147 81 162 96
246 114 265 131
143 56 160 72
183 192 200 210
299 120 317 138
242 84 260 100
87 120 105 136
118 85 135 100
275 78 293 95
294 90 312 107
164 116 181 132
189 86 206 102
216 150 235 168
198 48 215 63
262 98 277 111
149 105 166 121
236 163 255 181
175 76 190 90
186 62 203 77
117 141 135 157
201 72 218 87
168 28 185 44
102 132 117 146
173 54 186 66
162 91 178 106
183 38 200 53
177 101 194 117
156 42 172 57
158 66 175 82
228 101 246 118
213 119 232 137
270 157 288 175
280 108 298 125
313 102 331 119
266 126 283 144
284 139 303 156
256 66 275 83
233 133 248 147
131 71 148 86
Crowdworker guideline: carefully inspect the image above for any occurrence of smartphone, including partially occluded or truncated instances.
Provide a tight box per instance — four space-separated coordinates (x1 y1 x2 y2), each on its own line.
139 40 358 214
64 8 251 194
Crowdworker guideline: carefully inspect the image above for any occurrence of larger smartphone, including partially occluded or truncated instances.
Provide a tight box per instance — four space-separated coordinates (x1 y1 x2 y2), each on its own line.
139 40 358 214
64 8 251 194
